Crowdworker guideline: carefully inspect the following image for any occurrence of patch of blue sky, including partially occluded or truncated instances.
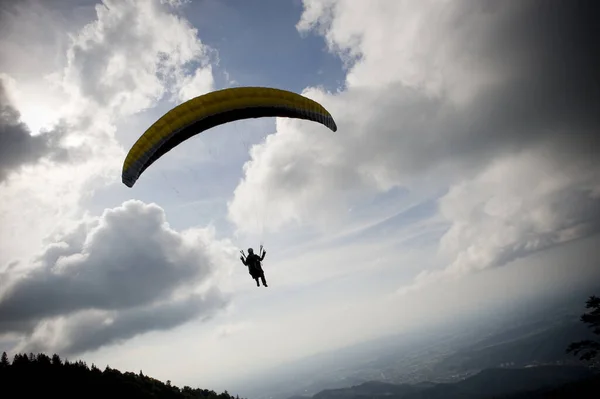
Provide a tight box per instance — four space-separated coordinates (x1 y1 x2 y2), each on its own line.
181 0 345 93
89 0 346 236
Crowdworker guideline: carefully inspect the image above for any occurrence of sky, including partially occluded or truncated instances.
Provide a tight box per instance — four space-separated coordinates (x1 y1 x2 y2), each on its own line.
1 0 599 393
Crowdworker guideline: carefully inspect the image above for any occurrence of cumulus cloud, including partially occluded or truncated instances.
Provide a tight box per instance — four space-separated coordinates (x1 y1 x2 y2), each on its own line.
398 148 600 294
56 0 215 119
0 80 69 182
438 150 600 275
228 0 600 280
0 200 235 355
0 0 228 355
0 0 219 265
177 64 215 102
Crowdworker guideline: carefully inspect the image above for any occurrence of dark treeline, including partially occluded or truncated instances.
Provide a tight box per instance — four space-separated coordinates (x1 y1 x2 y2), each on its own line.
0 351 243 399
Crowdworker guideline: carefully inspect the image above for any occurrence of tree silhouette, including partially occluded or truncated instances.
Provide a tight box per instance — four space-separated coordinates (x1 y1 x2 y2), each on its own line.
51 353 62 366
566 295 600 367
0 350 246 399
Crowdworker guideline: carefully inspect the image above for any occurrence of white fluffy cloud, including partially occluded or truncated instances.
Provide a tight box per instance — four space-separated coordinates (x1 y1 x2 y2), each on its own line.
58 0 214 118
0 200 235 355
439 149 600 276
177 64 215 102
0 0 226 353
400 147 600 294
228 0 600 284
0 0 217 266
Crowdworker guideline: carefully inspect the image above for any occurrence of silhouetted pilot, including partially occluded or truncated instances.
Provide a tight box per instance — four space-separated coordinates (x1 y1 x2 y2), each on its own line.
240 246 268 287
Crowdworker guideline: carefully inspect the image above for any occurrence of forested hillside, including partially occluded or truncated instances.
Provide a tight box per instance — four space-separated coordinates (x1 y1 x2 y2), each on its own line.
0 351 241 399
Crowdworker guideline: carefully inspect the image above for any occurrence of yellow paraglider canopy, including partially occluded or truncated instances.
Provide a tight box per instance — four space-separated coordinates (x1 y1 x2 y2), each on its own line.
122 86 337 187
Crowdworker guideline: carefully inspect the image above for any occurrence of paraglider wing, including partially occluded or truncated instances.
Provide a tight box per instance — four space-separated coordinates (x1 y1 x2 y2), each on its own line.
121 86 337 187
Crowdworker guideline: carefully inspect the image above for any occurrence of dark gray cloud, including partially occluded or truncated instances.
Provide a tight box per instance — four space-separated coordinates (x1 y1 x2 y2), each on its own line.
425 0 600 274
448 0 599 161
230 0 600 230
20 289 228 355
350 0 600 179
0 200 233 354
0 80 68 182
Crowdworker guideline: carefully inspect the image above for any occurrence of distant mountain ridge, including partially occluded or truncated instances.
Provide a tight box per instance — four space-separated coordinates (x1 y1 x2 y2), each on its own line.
296 366 597 399
433 318 595 374
233 290 600 399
